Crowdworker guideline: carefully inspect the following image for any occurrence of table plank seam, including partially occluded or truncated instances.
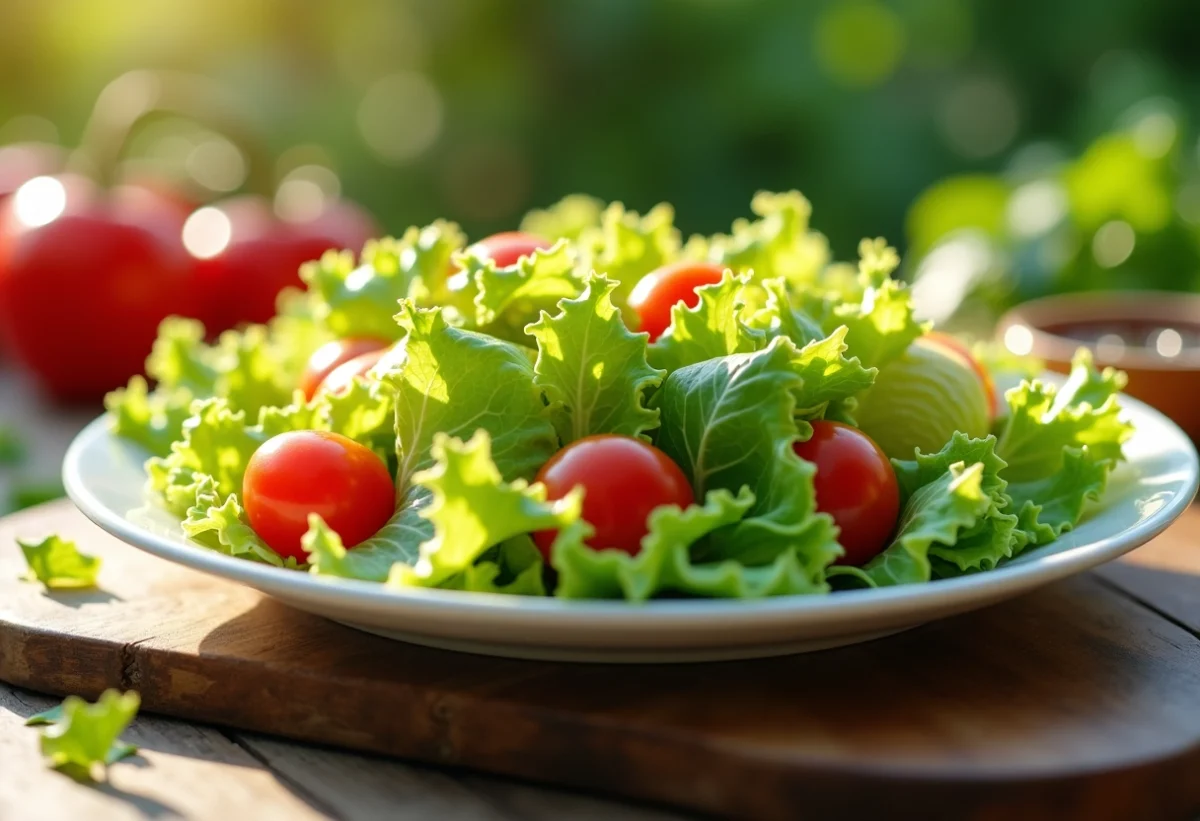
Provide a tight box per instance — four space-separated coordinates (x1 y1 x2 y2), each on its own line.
224 730 344 820
1092 573 1200 642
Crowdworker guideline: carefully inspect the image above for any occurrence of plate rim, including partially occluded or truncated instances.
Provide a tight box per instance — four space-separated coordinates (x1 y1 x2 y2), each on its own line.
63 386 1200 626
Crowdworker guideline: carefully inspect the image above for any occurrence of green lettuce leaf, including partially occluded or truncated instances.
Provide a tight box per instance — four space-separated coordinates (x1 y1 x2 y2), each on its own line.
520 194 605 242
389 431 581 589
704 191 830 287
577 202 681 318
646 270 764 375
30 690 140 781
863 461 992 586
309 303 559 581
787 327 877 423
442 536 547 596
820 279 925 372
467 240 582 340
181 485 297 567
654 337 841 588
749 278 827 347
104 376 195 459
996 350 1133 482
301 222 466 339
18 535 101 589
1007 446 1113 550
526 275 664 443
553 487 788 600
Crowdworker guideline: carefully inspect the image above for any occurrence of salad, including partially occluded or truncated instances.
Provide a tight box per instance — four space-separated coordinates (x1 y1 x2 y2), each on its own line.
105 191 1134 601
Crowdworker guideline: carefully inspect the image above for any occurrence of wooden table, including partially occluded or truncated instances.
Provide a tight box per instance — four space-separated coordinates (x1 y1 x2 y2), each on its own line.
0 369 683 821
2 366 1199 821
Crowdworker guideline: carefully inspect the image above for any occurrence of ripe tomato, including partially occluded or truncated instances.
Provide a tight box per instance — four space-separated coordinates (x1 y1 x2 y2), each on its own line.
628 261 725 342
469 231 550 267
793 421 900 567
924 332 998 419
300 337 389 400
532 435 694 560
243 430 395 562
316 347 388 397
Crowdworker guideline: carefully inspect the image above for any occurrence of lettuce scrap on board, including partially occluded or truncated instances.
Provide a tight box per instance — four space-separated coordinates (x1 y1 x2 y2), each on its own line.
104 192 1134 601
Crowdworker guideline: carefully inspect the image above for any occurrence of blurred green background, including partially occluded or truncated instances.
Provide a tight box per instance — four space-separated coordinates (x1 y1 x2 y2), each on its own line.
2 0 1199 324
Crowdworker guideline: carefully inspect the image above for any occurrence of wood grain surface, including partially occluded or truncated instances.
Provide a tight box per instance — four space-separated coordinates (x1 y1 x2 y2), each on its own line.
1 500 1199 821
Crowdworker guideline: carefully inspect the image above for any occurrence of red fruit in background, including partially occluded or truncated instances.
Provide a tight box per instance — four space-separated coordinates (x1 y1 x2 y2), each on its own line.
468 231 551 268
0 174 193 400
299 337 389 400
187 195 377 334
0 143 64 201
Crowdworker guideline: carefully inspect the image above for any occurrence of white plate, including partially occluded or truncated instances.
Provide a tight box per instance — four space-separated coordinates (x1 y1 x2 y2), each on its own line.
63 386 1199 663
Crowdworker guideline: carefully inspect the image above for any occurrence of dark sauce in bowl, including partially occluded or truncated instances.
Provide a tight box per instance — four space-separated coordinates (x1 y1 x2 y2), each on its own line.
1043 321 1200 360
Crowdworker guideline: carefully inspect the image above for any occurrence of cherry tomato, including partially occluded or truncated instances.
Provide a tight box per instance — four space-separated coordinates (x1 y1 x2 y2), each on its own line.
300 337 389 400
532 435 694 559
469 231 550 268
924 332 998 419
0 174 193 400
316 347 388 397
793 421 900 567
189 195 377 333
628 261 725 342
0 143 63 201
243 430 396 562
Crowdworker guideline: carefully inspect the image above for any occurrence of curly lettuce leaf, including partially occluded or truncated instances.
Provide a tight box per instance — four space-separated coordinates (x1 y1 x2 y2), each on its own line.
30 690 140 781
577 202 681 318
889 432 1018 576
787 327 877 422
750 278 827 347
1007 446 1113 550
520 194 605 242
181 485 297 567
654 337 841 587
863 461 991 586
18 535 101 589
301 221 466 339
704 191 830 287
105 376 195 458
388 431 581 589
526 275 664 443
309 303 559 581
552 487 790 601
466 240 581 338
646 270 764 375
443 536 547 596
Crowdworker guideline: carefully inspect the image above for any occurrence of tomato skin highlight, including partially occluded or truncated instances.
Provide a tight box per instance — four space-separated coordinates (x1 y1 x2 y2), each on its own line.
924 332 998 419
300 337 389 400
316 347 388 397
469 231 550 268
792 421 900 567
243 431 396 562
628 261 725 342
532 435 694 560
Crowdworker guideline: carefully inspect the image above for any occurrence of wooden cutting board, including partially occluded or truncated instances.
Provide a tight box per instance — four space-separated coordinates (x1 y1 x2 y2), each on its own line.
1 500 1199 821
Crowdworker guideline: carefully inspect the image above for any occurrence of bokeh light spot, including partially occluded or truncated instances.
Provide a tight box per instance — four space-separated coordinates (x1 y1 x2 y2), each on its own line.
939 76 1019 159
814 2 906 88
358 72 443 165
1153 328 1184 358
1004 324 1034 356
182 206 233 259
1092 220 1135 268
1008 180 1066 238
187 139 247 192
14 176 67 228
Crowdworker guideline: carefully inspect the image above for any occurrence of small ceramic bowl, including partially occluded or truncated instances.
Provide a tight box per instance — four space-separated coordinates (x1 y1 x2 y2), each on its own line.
996 291 1200 441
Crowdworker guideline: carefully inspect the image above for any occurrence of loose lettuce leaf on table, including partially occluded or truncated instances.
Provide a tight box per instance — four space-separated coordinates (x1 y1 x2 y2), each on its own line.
654 337 841 588
29 690 140 781
526 275 664 443
18 535 101 589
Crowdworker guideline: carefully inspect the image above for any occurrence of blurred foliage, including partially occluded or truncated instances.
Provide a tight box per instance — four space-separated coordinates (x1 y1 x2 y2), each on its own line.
906 98 1200 331
1 0 1199 265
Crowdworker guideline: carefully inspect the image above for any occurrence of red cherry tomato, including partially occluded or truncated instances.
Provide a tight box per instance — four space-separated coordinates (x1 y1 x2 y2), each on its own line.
243 430 396 562
793 421 900 567
300 337 389 400
532 435 694 559
0 174 193 400
316 347 388 397
189 195 377 333
924 332 998 419
0 143 63 201
628 261 725 342
469 231 550 268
